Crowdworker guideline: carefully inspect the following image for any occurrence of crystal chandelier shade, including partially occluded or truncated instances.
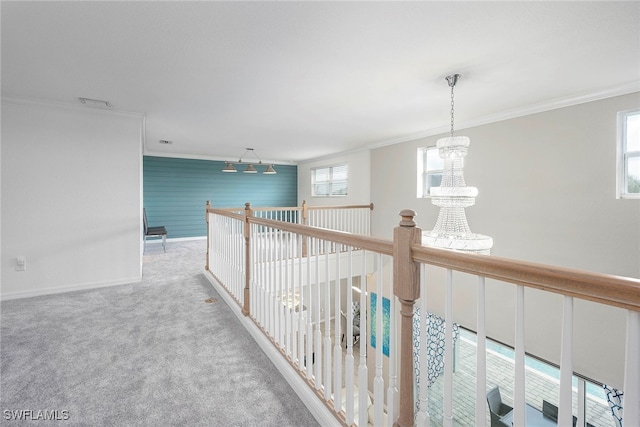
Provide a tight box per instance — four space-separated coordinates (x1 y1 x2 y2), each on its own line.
422 77 493 255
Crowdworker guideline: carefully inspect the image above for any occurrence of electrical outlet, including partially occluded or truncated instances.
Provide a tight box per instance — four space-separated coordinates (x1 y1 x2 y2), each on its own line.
16 256 26 272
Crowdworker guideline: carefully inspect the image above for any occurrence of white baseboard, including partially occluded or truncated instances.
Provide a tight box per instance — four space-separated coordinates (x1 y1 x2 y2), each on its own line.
202 270 340 427
0 276 142 301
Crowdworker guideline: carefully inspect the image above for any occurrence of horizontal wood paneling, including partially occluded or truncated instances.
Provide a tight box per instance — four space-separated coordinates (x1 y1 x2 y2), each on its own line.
144 156 297 238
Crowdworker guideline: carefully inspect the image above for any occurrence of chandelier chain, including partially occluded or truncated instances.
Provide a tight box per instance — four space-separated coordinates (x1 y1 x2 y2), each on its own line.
450 84 455 137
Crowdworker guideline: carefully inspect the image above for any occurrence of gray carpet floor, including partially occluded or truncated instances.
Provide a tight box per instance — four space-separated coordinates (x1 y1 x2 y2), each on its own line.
1 240 319 426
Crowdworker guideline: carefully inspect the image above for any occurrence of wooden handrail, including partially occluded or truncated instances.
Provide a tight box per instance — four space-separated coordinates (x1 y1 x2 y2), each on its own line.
208 204 372 212
251 206 303 212
411 244 640 312
248 216 393 256
306 203 374 211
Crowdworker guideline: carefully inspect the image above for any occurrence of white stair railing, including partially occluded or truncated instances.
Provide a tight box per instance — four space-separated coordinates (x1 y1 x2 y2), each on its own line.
410 228 640 427
206 203 640 427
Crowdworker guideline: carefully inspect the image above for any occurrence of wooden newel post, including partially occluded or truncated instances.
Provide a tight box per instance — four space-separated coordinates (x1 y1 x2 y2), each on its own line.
393 209 422 427
243 202 253 316
205 201 211 272
301 199 308 225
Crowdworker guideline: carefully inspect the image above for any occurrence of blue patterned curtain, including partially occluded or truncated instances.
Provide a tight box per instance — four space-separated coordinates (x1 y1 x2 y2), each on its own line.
603 384 623 427
413 307 460 413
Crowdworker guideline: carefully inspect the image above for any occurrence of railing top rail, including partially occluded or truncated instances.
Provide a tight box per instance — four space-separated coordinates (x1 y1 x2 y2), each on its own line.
209 204 373 211
411 243 640 311
249 216 393 255
252 206 303 212
207 208 244 221
306 203 374 211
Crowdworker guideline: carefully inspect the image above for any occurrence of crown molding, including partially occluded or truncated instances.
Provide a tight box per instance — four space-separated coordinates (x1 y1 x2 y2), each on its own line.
296 145 371 165
1 94 145 119
142 149 296 166
368 82 640 150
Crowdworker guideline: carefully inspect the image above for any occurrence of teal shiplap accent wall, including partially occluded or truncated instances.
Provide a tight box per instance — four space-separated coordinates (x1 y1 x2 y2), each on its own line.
143 156 297 238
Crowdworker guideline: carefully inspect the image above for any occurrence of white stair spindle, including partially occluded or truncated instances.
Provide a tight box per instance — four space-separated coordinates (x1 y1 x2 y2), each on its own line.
476 276 487 427
417 264 430 427
514 285 526 427
345 247 355 425
252 223 256 317
388 262 398 426
558 296 574 426
279 230 285 349
285 233 292 356
269 226 275 338
333 244 343 413
374 253 385 427
577 378 586 427
314 238 323 390
306 236 313 381
324 249 332 400
298 234 305 372
358 250 369 427
444 269 454 427
624 309 640 426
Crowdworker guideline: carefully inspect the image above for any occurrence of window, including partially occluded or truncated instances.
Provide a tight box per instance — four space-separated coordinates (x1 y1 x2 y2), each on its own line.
417 146 444 197
618 110 640 198
312 164 348 197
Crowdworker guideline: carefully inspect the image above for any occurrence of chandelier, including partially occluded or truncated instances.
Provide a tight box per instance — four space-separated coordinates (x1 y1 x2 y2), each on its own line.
222 148 277 174
422 74 493 254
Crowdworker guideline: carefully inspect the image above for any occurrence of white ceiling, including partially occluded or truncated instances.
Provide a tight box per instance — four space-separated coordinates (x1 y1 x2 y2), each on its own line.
2 1 639 164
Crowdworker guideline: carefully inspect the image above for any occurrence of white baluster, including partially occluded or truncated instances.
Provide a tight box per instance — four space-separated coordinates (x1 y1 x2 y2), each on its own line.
514 285 526 427
476 276 487 427
298 234 305 370
334 244 343 413
235 218 239 296
558 296 574 426
267 226 273 337
306 236 313 381
290 234 297 361
315 238 323 391
345 247 355 425
444 269 454 427
260 225 266 328
286 233 292 356
278 230 285 348
624 309 640 426
577 378 586 427
417 264 430 427
324 249 332 400
374 253 385 426
251 223 257 321
230 217 235 295
388 264 398 427
358 250 369 427
224 216 228 289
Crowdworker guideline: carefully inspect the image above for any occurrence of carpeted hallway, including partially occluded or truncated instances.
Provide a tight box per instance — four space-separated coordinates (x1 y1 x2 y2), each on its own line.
0 239 319 426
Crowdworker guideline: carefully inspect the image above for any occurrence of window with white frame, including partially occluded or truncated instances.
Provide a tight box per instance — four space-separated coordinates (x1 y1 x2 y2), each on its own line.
417 146 444 197
312 164 348 197
618 110 640 198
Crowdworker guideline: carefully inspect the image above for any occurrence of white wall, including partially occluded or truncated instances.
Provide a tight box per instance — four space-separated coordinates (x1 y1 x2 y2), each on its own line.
370 93 640 389
1 99 143 299
298 149 371 206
